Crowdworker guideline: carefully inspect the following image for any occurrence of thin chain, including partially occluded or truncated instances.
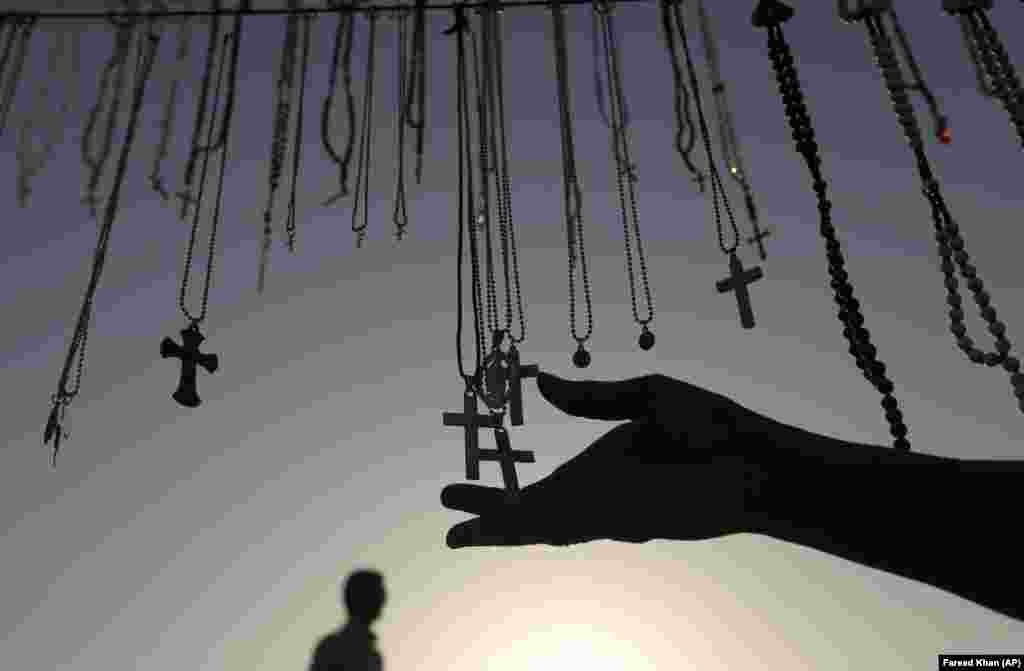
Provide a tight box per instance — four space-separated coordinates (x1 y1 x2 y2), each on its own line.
45 19 160 467
392 8 411 242
284 13 313 254
668 0 740 257
16 19 57 208
405 0 428 185
658 0 704 192
257 4 300 293
351 11 378 249
81 17 133 221
179 28 236 326
594 0 654 331
551 0 594 355
177 0 222 221
591 1 627 131
321 0 359 206
450 3 485 388
0 15 35 139
150 0 192 203
487 1 526 345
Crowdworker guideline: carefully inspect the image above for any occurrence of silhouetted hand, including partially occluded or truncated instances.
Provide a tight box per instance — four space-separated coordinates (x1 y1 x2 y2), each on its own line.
442 372 779 548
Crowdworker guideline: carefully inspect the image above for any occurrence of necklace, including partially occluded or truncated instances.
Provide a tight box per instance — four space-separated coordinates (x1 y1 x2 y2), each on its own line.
257 2 301 292
392 8 412 242
80 16 134 221
44 18 161 467
753 0 910 450
16 17 56 209
593 0 656 352
670 0 763 329
693 0 773 262
284 12 313 254
321 0 359 207
406 0 429 186
551 0 595 368
839 2 1024 416
150 0 194 204
945 1 1023 146
658 0 705 194
161 25 238 408
441 3 533 503
351 10 379 250
0 14 35 140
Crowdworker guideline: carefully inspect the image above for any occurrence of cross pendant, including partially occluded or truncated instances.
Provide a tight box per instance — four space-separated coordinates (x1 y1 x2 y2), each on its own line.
507 346 539 427
160 323 219 408
478 425 535 501
443 390 503 481
715 252 763 329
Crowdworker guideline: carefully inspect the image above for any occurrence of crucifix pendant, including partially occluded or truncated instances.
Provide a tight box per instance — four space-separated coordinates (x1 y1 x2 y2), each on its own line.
507 345 539 427
715 252 763 329
481 425 535 502
442 389 504 481
160 323 219 408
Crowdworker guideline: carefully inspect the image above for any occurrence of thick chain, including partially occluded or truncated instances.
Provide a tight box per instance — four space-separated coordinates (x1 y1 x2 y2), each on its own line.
963 10 1024 144
658 0 704 192
322 0 358 206
351 11 378 249
551 0 594 364
593 0 654 334
180 29 236 326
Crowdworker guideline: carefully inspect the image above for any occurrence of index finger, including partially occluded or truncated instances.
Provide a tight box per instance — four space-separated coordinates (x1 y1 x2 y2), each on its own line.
537 371 659 422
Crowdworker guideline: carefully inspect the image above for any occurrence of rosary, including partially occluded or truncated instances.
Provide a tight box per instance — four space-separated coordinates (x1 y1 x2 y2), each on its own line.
658 0 706 195
693 0 773 262
44 17 161 467
947 0 1023 147
321 0 360 206
670 0 764 330
837 0 1024 416
550 0 596 368
442 3 536 503
150 0 194 204
592 0 656 352
161 19 241 410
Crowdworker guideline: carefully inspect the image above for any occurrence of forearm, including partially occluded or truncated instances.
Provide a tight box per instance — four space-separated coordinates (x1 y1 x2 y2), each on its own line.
743 427 1024 622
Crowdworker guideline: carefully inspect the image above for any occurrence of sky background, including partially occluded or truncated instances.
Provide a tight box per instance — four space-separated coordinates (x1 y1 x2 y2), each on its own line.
3 0 1024 669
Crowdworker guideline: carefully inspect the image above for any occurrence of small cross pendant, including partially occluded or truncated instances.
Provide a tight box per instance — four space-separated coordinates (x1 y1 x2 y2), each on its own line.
442 390 503 481
507 346 539 427
160 323 220 408
715 252 763 329
476 425 535 501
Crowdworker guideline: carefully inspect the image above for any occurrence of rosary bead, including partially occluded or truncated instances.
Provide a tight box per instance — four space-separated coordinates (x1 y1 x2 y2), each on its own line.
825 238 840 255
1004 356 1022 373
957 335 974 351
950 322 967 338
968 349 985 364
859 342 878 360
984 352 1003 367
974 289 991 307
876 378 895 395
869 361 886 378
948 307 964 322
944 277 959 292
884 407 903 423
573 346 591 369
881 395 899 411
966 277 983 293
829 266 848 283
979 305 997 323
638 328 655 351
946 293 962 308
889 421 908 439
893 437 911 450
961 263 977 280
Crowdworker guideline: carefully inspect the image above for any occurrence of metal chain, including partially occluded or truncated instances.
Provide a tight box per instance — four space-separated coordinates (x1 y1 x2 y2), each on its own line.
150 0 193 203
405 0 428 185
392 8 411 242
45 19 160 467
551 0 594 367
321 0 359 206
284 13 313 254
16 18 57 208
0 15 35 139
593 0 654 347
351 11 378 249
658 0 704 193
962 10 1024 144
179 28 236 326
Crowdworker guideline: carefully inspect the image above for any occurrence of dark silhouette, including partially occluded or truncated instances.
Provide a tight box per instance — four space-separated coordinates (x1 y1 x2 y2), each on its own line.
442 371 1024 623
308 569 387 671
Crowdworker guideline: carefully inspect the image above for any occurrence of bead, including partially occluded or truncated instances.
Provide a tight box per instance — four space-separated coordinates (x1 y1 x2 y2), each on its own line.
884 408 903 423
979 305 996 322
961 264 977 279
944 277 959 292
889 421 908 439
946 293 962 308
984 352 1002 367
870 361 887 378
950 236 964 251
974 290 991 307
818 200 832 214
967 278 983 293
940 259 956 275
946 222 959 236
953 250 969 266
893 437 911 450
1002 356 1020 373
830 267 848 283
854 327 870 342
957 336 974 351
1015 386 1024 400
638 328 655 351
859 343 878 360
881 395 899 411
950 322 966 337
948 307 964 322
573 346 591 369
825 239 840 255
968 349 985 364
876 378 894 395
995 338 1011 354
989 321 1006 338
846 297 861 313
1013 373 1024 389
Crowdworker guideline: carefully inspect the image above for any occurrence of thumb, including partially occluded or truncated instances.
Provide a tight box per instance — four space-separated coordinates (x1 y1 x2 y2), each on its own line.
536 371 657 422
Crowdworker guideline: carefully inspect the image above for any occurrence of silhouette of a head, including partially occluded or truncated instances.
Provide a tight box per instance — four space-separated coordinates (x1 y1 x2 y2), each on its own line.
342 569 387 623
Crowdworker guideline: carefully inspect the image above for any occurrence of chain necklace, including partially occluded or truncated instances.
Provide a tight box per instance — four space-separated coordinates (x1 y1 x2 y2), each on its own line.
670 0 764 330
592 0 655 352
162 26 237 409
946 1 1023 146
693 0 773 262
44 19 160 468
321 0 359 206
405 0 429 186
658 0 705 194
284 13 313 254
257 3 301 293
753 0 910 449
351 10 379 250
551 0 595 368
0 14 35 140
392 8 412 242
840 3 1024 416
16 19 58 209
80 16 134 221
150 0 194 204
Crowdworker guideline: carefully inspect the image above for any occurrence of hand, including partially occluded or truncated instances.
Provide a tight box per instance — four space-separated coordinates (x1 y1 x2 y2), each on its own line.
441 371 780 548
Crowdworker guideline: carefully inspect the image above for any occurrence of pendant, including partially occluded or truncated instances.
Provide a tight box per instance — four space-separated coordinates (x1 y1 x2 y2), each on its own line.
638 325 655 351
573 343 591 368
160 323 219 408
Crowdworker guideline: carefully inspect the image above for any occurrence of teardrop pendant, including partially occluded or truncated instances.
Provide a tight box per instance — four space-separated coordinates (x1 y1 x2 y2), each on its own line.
638 325 655 351
572 343 591 368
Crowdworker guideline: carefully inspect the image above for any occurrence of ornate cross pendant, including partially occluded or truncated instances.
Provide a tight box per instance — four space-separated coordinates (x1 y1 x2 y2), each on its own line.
160 323 219 408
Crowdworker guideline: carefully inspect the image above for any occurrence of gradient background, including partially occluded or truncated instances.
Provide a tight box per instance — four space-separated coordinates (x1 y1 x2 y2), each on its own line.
3 1 1023 669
